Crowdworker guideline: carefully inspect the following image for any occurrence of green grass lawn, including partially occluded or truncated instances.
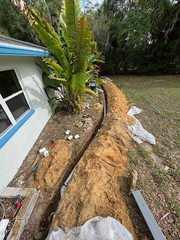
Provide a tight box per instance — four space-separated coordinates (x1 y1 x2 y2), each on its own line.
112 75 180 239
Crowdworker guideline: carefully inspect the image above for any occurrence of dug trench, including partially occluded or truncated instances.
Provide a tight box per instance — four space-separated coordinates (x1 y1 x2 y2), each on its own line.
10 91 104 239
14 81 148 239
47 81 141 239
33 89 107 239
9 88 105 239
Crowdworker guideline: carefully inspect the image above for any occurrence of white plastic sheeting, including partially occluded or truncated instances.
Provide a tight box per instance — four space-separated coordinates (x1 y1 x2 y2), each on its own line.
0 219 9 240
128 106 156 145
47 216 133 240
128 106 142 116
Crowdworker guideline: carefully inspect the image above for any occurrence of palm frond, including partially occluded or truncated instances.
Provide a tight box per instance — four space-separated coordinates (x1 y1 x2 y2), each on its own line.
63 0 80 56
28 7 70 73
27 1 100 112
43 58 64 76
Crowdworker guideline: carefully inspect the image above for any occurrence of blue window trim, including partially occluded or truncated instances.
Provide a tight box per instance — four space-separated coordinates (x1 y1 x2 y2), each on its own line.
0 109 35 149
0 45 49 57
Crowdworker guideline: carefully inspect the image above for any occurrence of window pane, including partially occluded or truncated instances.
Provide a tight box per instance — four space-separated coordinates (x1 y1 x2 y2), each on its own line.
0 70 22 98
6 93 29 120
0 105 11 135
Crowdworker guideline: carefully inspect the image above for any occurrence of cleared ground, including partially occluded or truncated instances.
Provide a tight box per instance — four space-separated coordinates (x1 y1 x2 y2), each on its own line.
113 75 180 239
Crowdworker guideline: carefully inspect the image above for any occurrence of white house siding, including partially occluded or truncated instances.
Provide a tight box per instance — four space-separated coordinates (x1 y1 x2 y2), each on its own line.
0 56 51 190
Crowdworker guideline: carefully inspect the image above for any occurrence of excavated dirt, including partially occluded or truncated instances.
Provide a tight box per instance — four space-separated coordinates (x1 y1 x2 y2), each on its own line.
9 82 143 239
9 94 103 239
51 82 137 239
33 140 72 190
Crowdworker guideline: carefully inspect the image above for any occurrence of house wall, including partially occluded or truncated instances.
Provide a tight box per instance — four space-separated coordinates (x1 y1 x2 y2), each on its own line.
0 56 51 190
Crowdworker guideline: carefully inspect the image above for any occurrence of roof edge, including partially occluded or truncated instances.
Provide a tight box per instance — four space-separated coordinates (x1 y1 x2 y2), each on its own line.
0 35 49 57
0 35 47 50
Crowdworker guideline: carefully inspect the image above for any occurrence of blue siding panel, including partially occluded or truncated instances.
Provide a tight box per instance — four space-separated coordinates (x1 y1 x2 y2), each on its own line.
0 110 35 149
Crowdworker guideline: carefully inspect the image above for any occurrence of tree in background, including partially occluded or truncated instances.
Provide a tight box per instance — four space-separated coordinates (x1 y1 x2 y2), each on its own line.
0 0 62 42
93 0 180 74
29 0 62 31
0 0 36 42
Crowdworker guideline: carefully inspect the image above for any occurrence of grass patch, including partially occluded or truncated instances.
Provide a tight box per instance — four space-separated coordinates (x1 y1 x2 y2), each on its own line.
128 145 153 168
128 149 139 165
112 75 180 239
151 168 168 187
175 134 180 146
167 197 180 218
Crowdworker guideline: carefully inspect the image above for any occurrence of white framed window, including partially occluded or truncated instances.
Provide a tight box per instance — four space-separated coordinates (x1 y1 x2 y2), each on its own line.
0 69 30 136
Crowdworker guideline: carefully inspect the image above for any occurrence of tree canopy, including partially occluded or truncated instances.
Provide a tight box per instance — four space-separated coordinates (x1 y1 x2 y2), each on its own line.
93 0 180 74
0 0 62 43
0 0 35 41
1 0 180 74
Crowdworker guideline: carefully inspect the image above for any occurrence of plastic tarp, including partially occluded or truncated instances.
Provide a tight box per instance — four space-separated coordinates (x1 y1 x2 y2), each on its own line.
47 216 133 240
128 106 156 145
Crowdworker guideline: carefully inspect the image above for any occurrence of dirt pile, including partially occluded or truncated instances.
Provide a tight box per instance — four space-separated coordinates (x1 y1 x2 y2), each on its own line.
51 82 137 238
10 94 103 239
31 103 104 193
34 140 72 190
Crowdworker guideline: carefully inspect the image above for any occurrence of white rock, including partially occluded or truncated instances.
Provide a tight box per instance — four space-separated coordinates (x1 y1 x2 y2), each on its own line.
39 147 49 157
67 135 73 141
39 147 46 154
43 150 50 157
74 134 80 140
65 130 71 135
164 166 170 172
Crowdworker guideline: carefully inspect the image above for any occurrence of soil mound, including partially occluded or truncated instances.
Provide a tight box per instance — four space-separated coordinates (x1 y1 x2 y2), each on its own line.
51 82 136 238
34 140 72 190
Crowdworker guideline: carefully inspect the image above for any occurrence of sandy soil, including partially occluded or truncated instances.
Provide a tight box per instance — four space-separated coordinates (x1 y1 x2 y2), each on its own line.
50 82 138 239
9 94 103 239
8 80 156 239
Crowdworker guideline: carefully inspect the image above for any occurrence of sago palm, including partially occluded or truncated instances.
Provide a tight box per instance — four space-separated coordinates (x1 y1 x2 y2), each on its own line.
28 0 100 111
